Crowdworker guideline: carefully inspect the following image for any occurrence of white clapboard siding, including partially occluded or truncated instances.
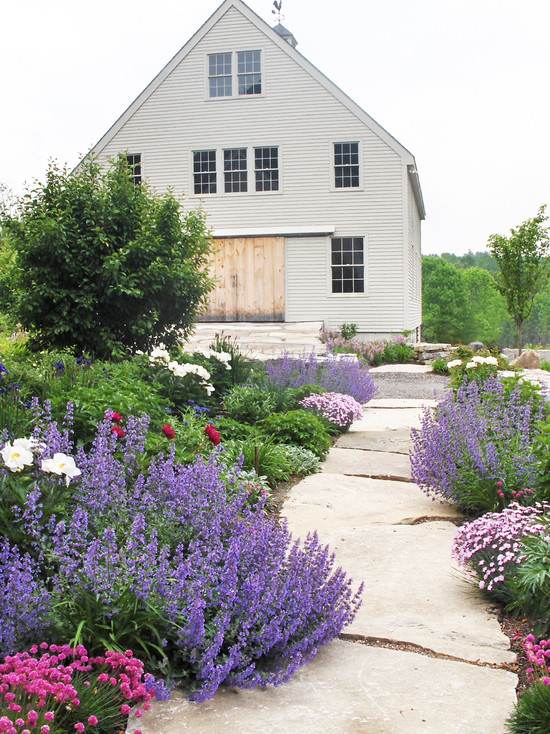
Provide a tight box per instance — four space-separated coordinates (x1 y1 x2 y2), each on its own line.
94 2 421 333
405 176 422 330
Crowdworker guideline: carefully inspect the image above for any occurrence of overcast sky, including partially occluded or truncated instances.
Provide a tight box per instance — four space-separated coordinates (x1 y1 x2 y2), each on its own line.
2 0 549 254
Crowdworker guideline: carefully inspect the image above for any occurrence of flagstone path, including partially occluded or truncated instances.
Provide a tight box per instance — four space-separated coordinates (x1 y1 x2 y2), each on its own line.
128 396 518 734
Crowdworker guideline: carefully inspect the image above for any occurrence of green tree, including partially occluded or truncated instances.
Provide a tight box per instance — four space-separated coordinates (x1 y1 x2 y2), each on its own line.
487 206 550 351
462 267 508 345
2 158 213 357
422 256 472 343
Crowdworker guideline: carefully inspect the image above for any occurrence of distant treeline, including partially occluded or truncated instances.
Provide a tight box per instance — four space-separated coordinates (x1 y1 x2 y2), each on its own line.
422 251 550 347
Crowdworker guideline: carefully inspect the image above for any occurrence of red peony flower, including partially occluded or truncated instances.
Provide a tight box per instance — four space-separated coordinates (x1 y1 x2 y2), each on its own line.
204 424 221 446
162 424 177 440
110 411 124 423
111 425 126 439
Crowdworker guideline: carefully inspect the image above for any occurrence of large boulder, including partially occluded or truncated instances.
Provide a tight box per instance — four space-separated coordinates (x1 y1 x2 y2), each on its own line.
469 341 485 352
512 349 541 369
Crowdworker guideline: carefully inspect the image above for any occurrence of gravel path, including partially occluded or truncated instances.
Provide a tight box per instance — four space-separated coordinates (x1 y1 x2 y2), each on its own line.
372 371 450 400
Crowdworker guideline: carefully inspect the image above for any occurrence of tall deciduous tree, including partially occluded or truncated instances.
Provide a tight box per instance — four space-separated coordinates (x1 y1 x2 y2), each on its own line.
487 206 550 352
2 158 214 357
422 256 473 343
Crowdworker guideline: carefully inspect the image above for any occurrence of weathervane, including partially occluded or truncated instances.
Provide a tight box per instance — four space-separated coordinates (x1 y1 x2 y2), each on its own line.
272 1 284 24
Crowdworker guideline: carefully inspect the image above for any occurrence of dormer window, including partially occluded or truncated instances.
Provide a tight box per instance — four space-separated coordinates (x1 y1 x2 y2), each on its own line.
208 53 232 97
237 51 261 95
208 51 262 98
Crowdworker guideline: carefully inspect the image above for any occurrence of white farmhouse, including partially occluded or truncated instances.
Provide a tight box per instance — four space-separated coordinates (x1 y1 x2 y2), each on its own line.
87 0 425 340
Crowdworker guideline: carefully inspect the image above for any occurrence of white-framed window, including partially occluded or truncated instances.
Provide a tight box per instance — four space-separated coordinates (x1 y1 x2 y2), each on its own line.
237 50 261 95
223 148 248 193
331 237 365 293
254 146 279 191
193 150 217 194
208 52 232 97
334 142 360 188
126 153 141 185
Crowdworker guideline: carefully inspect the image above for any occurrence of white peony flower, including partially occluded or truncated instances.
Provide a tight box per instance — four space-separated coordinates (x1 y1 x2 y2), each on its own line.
1 440 34 472
484 356 498 366
41 452 82 486
205 383 216 396
149 346 171 363
446 359 462 369
472 355 485 364
465 361 477 369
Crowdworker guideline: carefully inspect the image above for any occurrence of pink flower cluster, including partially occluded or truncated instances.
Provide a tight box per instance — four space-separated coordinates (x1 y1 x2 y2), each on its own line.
495 480 535 503
523 634 550 686
452 503 549 592
300 392 363 429
0 643 154 734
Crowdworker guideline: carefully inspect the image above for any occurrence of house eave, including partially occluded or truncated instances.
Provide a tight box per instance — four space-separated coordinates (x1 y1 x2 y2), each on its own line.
212 225 335 238
407 164 426 220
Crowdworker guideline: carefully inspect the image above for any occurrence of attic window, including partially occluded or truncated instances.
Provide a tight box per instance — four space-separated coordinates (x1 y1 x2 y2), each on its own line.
334 142 360 188
237 50 261 95
208 53 232 97
126 153 141 185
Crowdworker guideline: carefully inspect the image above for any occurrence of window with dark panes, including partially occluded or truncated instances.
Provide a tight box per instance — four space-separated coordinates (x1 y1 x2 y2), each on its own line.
193 150 217 194
254 147 279 191
126 153 141 185
334 142 360 188
224 148 247 192
237 50 261 95
208 53 232 97
331 237 364 293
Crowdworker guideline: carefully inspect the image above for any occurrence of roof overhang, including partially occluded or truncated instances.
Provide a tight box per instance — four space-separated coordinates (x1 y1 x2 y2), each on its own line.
407 164 426 220
212 225 335 238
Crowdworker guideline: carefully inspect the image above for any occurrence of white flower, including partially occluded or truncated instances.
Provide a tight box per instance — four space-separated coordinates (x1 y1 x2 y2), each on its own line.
205 383 216 396
472 355 486 364
149 346 171 363
1 440 34 472
465 361 477 369
484 356 498 366
41 452 82 486
12 437 39 452
446 359 462 369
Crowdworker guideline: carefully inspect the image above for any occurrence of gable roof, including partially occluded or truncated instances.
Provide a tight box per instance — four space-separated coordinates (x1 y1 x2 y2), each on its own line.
85 0 425 218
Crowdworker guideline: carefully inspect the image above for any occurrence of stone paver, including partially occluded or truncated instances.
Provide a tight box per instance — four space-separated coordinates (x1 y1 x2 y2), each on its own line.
368 398 438 409
128 641 517 734
350 407 423 432
369 363 433 374
322 449 412 480
336 428 411 454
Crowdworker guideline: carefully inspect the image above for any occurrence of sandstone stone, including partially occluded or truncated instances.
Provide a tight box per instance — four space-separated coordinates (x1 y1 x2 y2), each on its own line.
512 349 540 369
127 642 517 734
286 473 459 527
367 398 438 409
350 408 424 432
336 428 411 454
321 449 412 481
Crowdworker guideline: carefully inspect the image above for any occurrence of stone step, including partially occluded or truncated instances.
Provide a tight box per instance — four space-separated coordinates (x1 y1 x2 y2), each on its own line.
322 448 412 481
336 428 411 454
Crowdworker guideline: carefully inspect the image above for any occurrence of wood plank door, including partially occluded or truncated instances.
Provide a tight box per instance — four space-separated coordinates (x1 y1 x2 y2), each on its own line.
201 237 285 322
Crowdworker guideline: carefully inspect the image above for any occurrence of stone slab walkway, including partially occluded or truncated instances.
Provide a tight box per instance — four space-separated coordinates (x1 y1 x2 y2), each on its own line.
128 394 517 733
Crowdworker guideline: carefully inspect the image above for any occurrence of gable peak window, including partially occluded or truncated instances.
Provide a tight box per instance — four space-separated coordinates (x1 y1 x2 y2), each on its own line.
331 237 364 293
255 146 279 191
237 50 261 95
224 148 247 193
193 150 217 194
126 153 141 185
334 142 359 188
208 52 232 97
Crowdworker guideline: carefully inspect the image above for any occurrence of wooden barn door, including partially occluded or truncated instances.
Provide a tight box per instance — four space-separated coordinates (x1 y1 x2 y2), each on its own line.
202 237 285 321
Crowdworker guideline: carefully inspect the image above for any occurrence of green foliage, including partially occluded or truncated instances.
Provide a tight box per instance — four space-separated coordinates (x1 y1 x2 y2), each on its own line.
279 444 321 476
540 360 550 372
222 439 292 488
431 358 449 375
223 385 276 424
462 267 508 344
506 530 550 634
145 413 210 465
533 417 550 501
262 410 332 458
507 682 550 734
372 341 415 365
214 416 261 441
422 256 474 343
2 158 213 357
283 384 327 410
210 333 254 386
488 206 550 350
339 322 358 340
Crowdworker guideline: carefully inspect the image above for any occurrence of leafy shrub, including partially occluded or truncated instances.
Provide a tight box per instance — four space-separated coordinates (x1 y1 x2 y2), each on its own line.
3 412 362 701
214 416 261 441
221 438 292 487
411 378 543 514
372 340 415 366
300 392 363 431
0 644 161 733
262 410 332 458
224 385 277 423
145 412 210 465
280 444 321 476
452 503 548 603
340 322 358 340
431 358 449 375
506 529 550 633
541 359 550 372
210 332 255 386
447 354 500 390
284 384 326 409
2 157 213 357
266 353 375 404
507 635 550 734
533 416 550 501
0 538 50 656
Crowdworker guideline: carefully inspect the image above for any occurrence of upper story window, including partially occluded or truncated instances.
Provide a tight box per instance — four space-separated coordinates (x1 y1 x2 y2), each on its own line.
224 148 248 193
237 50 261 95
334 142 360 188
126 153 141 185
193 150 217 194
208 53 232 97
331 237 364 293
255 147 279 191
